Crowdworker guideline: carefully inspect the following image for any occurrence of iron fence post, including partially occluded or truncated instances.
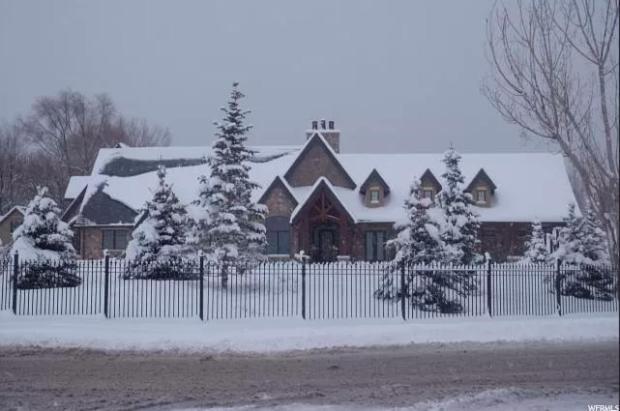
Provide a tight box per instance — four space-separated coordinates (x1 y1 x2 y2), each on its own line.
199 255 204 321
555 259 562 317
12 252 18 315
486 259 492 317
104 254 110 318
301 258 306 320
400 262 406 321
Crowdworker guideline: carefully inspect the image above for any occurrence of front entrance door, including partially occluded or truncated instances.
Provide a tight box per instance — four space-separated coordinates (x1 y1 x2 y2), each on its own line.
312 225 339 262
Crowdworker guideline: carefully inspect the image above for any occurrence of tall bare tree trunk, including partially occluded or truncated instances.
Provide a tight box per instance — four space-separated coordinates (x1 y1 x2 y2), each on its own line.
484 0 619 267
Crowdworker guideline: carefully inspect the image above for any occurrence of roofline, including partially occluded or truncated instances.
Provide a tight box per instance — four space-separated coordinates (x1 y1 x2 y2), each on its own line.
465 168 497 192
0 206 26 225
258 176 299 207
290 177 356 224
283 133 357 190
359 168 391 194
61 186 87 222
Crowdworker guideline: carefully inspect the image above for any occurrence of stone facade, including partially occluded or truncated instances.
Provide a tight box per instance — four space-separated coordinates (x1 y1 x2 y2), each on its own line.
261 179 297 218
0 209 24 247
285 138 355 189
75 226 132 259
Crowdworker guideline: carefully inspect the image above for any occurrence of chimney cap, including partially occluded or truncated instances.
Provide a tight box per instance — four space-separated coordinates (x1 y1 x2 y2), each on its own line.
311 120 318 130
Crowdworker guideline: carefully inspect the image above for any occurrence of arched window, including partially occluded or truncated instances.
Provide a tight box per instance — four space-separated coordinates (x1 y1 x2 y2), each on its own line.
266 216 290 255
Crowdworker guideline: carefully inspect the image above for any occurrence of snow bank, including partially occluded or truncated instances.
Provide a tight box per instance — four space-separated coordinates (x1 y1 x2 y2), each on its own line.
176 388 619 410
0 312 616 353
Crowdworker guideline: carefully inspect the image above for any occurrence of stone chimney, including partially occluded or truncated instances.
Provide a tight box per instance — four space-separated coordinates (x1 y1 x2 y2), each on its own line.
305 119 340 153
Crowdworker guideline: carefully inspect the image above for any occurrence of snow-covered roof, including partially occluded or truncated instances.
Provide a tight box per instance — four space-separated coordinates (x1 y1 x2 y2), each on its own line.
67 138 578 226
0 206 26 225
64 176 90 200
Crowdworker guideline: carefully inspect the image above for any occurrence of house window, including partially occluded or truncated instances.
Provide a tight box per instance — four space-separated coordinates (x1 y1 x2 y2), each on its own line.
267 230 290 255
9 220 21 234
102 229 129 251
265 216 290 255
422 188 434 201
475 189 487 204
72 229 82 255
365 231 387 261
369 189 380 204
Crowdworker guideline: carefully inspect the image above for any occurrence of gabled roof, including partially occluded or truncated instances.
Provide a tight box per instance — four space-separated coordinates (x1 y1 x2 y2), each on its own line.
62 186 87 223
420 168 442 191
0 206 26 225
64 176 90 200
283 133 356 189
465 168 497 193
258 176 299 207
64 139 579 226
290 177 356 224
359 169 391 195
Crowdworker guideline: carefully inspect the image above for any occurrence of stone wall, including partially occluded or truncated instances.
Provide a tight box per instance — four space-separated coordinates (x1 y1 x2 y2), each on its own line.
0 210 23 247
285 140 355 189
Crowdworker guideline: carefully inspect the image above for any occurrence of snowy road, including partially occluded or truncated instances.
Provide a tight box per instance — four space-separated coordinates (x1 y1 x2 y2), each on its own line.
0 341 617 411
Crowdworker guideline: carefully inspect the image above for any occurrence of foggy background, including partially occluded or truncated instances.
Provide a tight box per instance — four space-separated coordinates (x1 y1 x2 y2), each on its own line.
0 0 552 153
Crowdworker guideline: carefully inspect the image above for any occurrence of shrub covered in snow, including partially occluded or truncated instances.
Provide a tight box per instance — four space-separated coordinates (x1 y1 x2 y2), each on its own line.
438 147 481 265
377 149 481 313
195 83 268 286
522 220 549 264
125 166 195 279
553 204 615 300
10 187 79 289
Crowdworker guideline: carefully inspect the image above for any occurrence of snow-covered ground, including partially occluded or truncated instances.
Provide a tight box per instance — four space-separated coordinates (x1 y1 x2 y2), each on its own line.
0 311 616 353
177 387 619 410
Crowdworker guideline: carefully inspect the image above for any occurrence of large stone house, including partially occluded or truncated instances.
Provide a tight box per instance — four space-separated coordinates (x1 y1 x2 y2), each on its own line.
62 121 579 262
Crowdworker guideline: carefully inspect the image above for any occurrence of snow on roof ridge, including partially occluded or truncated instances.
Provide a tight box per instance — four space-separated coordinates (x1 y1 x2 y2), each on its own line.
289 176 358 224
91 144 302 176
0 205 26 225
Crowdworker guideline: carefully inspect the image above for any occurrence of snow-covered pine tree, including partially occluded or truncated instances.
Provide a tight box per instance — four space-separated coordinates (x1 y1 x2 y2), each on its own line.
580 206 608 262
392 179 443 266
438 147 481 265
10 186 79 288
377 179 443 299
126 165 192 279
523 220 549 264
553 203 583 264
196 83 267 287
559 204 615 300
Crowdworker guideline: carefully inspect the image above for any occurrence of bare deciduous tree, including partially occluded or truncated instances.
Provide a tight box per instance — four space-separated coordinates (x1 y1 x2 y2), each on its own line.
0 123 28 215
17 90 171 203
484 0 619 266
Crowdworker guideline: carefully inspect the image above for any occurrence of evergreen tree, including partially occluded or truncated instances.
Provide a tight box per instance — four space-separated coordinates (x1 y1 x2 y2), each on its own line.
580 206 608 262
553 203 583 263
558 204 615 300
10 186 80 288
391 179 443 266
126 166 192 279
196 83 267 286
377 176 474 313
523 220 549 263
438 147 481 265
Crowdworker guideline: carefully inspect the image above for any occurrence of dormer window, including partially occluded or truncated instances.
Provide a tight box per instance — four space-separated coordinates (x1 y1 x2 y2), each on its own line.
465 169 496 208
360 169 390 208
369 189 380 204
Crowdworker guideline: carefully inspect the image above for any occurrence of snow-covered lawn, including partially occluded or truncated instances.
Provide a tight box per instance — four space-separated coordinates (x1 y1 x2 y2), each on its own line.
176 388 619 411
2 261 617 318
0 311 616 353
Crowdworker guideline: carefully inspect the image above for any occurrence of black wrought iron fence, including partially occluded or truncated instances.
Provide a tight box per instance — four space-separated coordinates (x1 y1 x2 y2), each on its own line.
0 255 617 319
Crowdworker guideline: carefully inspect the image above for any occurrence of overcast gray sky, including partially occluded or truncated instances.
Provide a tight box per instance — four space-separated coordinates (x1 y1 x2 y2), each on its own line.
0 0 551 153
